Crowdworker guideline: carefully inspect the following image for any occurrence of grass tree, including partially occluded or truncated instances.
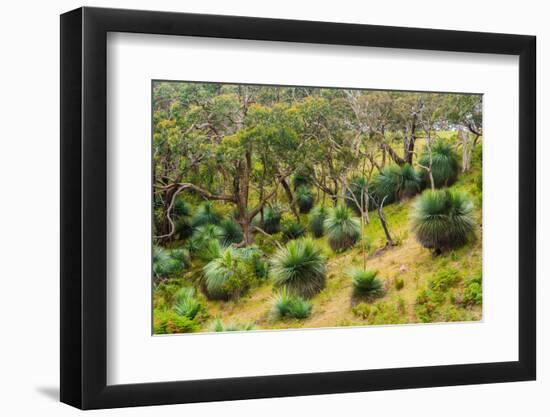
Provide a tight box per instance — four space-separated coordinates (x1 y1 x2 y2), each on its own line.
295 185 315 214
270 238 327 298
271 287 313 319
324 205 361 252
349 269 385 298
308 205 329 238
410 189 475 253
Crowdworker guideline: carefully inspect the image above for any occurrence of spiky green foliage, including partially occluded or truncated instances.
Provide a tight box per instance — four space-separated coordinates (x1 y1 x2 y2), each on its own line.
282 221 306 241
349 269 385 298
270 238 327 298
371 166 401 204
345 176 370 214
236 245 269 279
202 247 255 300
271 287 312 319
210 318 256 332
173 287 203 320
324 205 361 252
191 201 222 227
186 224 223 254
295 185 314 213
418 140 459 188
153 246 186 279
153 309 198 334
261 205 282 234
410 189 476 251
172 198 192 218
218 219 243 246
309 205 329 238
399 163 422 198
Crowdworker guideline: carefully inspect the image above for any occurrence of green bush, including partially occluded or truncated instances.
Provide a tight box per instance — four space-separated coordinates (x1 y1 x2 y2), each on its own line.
218 218 243 246
270 238 327 298
309 205 329 238
418 140 459 188
236 245 269 280
210 318 256 332
173 287 203 320
271 287 312 319
186 224 223 254
395 278 405 291
191 201 222 227
282 221 306 241
349 269 385 298
428 268 461 292
153 309 198 334
295 185 314 214
371 165 401 204
345 176 370 214
261 205 282 234
324 205 361 252
410 189 476 252
153 246 187 279
202 247 255 300
292 168 313 190
463 275 482 305
399 163 422 199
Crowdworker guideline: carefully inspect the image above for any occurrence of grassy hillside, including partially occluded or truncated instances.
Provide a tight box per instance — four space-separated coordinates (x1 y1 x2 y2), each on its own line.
153 141 483 333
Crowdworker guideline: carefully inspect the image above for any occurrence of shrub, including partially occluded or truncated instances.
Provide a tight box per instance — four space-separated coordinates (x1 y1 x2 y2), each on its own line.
153 246 186 279
395 278 405 290
399 163 422 199
271 287 312 319
218 218 243 246
410 189 476 252
345 176 370 214
153 309 198 334
295 185 314 214
210 318 256 332
236 245 269 280
349 269 385 298
191 201 222 227
463 274 482 305
324 205 361 252
371 165 401 204
418 140 459 188
173 287 203 320
172 198 192 218
309 205 329 238
282 221 306 241
175 217 194 240
261 205 282 234
428 268 461 291
202 247 255 300
270 238 327 298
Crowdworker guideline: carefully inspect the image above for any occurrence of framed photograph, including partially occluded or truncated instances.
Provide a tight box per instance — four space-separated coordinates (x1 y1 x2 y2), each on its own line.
60 6 536 409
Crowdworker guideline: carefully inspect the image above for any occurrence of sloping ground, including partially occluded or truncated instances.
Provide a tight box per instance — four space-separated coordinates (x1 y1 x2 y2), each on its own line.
198 177 483 331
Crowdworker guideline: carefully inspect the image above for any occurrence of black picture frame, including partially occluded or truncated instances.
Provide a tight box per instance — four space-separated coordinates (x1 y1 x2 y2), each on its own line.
60 6 536 410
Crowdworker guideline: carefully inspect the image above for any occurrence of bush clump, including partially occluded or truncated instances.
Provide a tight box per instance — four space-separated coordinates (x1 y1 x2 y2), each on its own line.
153 309 198 334
295 185 315 214
349 269 385 298
324 205 361 252
173 287 204 320
191 201 222 227
271 287 312 319
463 274 482 305
270 238 327 298
202 247 255 300
261 205 282 234
410 189 476 252
153 246 188 279
418 140 459 188
218 218 243 246
282 221 306 241
308 205 329 238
